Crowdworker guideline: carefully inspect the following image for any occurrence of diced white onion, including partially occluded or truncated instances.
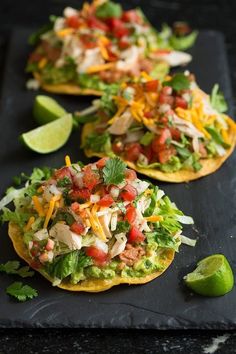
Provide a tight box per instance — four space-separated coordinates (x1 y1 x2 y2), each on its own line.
110 213 118 231
130 179 149 195
176 215 194 224
26 79 40 91
47 251 54 263
94 239 108 254
180 235 197 247
63 7 78 18
34 228 49 241
90 194 100 203
156 189 165 202
110 186 120 199
192 136 200 153
110 233 127 258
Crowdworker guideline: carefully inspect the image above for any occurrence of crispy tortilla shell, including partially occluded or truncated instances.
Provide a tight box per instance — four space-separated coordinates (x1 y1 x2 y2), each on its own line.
34 73 103 96
82 121 236 183
8 222 174 292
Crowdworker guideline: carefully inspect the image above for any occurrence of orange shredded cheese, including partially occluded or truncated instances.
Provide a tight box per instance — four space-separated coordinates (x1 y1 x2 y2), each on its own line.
86 62 115 74
43 195 60 229
56 28 74 37
24 216 35 232
32 196 45 217
38 57 47 69
65 155 71 167
145 215 163 222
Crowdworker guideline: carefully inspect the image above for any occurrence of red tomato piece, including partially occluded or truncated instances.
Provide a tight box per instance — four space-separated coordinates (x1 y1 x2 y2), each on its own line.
108 18 129 38
124 142 142 162
124 205 136 224
154 49 171 55
159 128 172 145
98 194 114 207
88 16 109 31
170 127 181 141
143 144 153 162
70 222 85 235
80 34 97 49
54 167 72 181
162 86 173 95
70 188 91 201
66 15 80 28
45 239 55 251
83 166 100 191
71 202 80 213
121 10 141 23
28 51 43 63
158 146 176 164
144 111 154 118
96 157 108 169
175 96 188 109
144 80 159 92
118 38 130 49
125 169 137 181
159 93 174 106
128 226 145 243
86 246 108 265
30 260 41 270
120 184 137 202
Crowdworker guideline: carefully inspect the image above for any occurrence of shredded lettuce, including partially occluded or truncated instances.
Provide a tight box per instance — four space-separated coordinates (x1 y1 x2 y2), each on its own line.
85 132 113 155
96 1 122 19
169 31 198 51
210 84 228 113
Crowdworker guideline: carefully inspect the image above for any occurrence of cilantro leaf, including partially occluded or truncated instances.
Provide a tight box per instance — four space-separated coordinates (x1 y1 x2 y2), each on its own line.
103 158 126 185
6 282 38 302
0 261 35 278
85 132 112 153
96 1 122 19
163 73 190 91
115 221 130 234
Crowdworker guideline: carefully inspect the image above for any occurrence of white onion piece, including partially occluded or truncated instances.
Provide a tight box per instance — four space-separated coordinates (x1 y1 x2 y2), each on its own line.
215 143 226 156
192 137 200 153
34 228 49 241
124 130 144 144
94 239 108 254
180 235 197 247
110 186 120 199
110 213 118 231
63 7 78 18
110 233 127 258
90 194 100 203
176 215 194 224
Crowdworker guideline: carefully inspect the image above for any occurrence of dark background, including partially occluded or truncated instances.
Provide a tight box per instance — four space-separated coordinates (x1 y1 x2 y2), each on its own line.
0 0 236 353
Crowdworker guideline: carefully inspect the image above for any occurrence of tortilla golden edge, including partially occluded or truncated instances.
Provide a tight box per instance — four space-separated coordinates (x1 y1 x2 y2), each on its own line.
81 121 236 183
8 222 174 292
33 72 103 96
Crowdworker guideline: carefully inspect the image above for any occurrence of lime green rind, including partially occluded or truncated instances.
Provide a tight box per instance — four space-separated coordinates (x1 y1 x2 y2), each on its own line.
33 95 67 125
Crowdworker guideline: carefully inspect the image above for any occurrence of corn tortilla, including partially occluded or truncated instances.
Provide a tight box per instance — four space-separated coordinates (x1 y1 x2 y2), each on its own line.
8 222 174 292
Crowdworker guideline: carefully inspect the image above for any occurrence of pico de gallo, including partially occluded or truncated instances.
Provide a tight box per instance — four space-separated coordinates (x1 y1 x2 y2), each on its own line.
0 157 195 288
26 0 197 92
83 72 235 174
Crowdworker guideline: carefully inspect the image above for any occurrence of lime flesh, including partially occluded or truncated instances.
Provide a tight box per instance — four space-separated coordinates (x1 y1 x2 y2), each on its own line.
20 114 73 154
184 254 234 297
33 95 67 125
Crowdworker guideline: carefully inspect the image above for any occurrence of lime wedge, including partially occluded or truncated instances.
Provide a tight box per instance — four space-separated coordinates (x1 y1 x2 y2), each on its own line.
184 254 234 296
33 95 67 125
20 114 73 154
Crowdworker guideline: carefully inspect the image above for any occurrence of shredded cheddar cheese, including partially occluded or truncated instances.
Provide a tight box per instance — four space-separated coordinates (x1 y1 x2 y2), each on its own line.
38 57 48 69
65 155 71 167
56 28 74 37
145 215 163 222
43 195 61 229
86 62 115 74
24 216 35 232
32 196 45 217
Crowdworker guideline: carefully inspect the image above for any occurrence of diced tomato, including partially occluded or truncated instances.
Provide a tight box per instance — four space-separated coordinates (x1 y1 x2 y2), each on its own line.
175 96 188 109
158 128 172 145
54 167 72 181
158 146 176 164
170 127 181 141
98 194 114 207
70 222 85 235
45 239 55 251
108 18 129 38
121 10 141 23
159 115 169 125
82 166 100 191
86 246 108 266
120 184 137 202
80 34 97 49
128 226 145 243
118 38 130 49
87 16 109 32
144 80 159 92
124 205 136 224
124 142 142 162
66 15 80 28
144 111 154 118
125 169 137 181
112 141 124 154
71 202 80 213
70 188 91 201
143 144 153 162
162 86 173 95
159 93 174 106
96 157 108 169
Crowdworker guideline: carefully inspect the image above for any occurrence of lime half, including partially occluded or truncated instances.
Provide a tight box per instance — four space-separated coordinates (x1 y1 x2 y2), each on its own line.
33 95 67 125
21 114 73 154
184 254 234 297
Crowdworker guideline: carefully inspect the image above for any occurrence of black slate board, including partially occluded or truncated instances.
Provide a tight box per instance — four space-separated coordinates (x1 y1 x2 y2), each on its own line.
0 28 235 329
